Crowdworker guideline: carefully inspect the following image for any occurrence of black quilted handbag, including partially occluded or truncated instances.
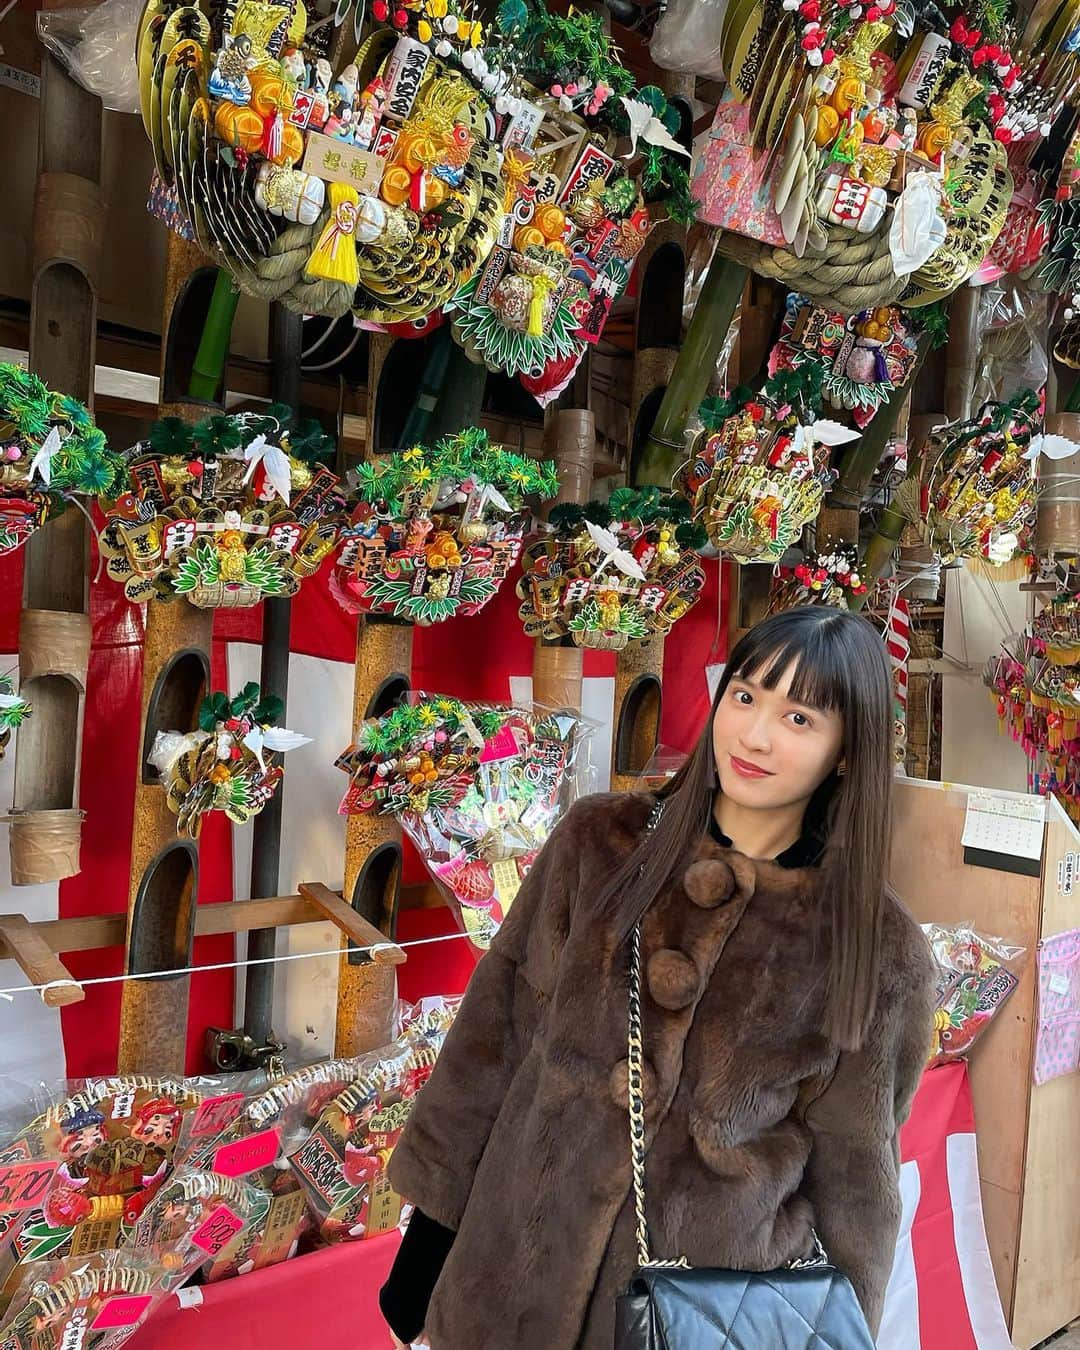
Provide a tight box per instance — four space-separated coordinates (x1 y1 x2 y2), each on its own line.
614 804 876 1349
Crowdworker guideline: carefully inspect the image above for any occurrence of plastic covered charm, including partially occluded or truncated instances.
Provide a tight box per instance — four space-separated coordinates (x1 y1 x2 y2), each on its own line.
335 693 594 948
924 922 1024 1065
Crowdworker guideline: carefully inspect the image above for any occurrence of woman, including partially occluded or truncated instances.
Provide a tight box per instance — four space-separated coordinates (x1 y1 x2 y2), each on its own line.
381 606 936 1349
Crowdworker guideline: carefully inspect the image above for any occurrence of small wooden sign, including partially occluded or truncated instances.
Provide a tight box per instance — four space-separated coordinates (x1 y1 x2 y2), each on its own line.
303 131 384 195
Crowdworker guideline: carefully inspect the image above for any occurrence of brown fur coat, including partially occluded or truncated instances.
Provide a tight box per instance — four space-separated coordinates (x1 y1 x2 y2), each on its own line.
389 790 936 1349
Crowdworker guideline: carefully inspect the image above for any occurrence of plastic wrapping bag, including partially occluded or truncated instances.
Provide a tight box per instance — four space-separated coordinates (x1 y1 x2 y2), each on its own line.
0 1250 170 1349
336 694 596 949
37 0 143 113
287 999 459 1244
649 0 727 79
924 923 1025 1065
0 1075 225 1316
184 1058 385 1280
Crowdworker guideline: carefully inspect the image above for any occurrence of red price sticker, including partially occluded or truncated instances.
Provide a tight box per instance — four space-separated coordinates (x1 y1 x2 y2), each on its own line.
0 1162 58 1212
91 1295 154 1330
212 1127 280 1178
191 1203 244 1256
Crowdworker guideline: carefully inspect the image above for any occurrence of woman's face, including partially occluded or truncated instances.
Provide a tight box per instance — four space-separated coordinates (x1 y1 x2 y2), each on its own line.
712 662 845 813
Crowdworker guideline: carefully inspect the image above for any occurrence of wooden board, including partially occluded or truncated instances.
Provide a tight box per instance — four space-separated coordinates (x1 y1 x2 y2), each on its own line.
890 778 1043 1321
1011 797 1080 1348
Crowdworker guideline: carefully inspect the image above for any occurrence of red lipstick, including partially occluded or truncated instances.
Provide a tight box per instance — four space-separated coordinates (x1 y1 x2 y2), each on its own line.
729 755 773 780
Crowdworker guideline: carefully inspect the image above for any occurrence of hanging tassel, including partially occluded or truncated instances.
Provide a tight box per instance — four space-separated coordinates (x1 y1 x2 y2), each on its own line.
306 183 361 287
526 273 558 338
265 109 284 163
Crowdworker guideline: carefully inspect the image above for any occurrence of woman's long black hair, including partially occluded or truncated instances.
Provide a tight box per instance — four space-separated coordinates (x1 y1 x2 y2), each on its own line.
601 605 895 1052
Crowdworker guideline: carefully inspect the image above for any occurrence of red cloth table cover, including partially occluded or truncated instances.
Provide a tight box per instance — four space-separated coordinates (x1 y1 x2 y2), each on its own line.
130 1231 403 1350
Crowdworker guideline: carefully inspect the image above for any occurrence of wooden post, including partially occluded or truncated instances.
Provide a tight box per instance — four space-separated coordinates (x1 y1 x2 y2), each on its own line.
610 638 664 793
533 409 595 713
334 616 413 1056
117 237 219 1074
11 36 104 884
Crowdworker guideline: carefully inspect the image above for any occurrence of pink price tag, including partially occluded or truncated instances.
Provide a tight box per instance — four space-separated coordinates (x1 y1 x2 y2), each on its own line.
0 1161 57 1212
479 725 519 763
189 1093 246 1139
91 1295 154 1330
191 1203 245 1256
212 1127 280 1178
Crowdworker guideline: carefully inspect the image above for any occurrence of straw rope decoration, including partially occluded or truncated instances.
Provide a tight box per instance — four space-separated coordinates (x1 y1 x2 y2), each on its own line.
717 224 907 314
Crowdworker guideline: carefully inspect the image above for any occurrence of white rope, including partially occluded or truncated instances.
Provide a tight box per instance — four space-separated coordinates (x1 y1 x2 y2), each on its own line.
0 928 476 1003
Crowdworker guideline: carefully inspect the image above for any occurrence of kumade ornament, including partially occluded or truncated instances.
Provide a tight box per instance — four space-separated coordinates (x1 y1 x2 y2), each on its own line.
330 427 557 623
100 407 344 608
516 489 707 649
335 692 592 948
149 682 310 837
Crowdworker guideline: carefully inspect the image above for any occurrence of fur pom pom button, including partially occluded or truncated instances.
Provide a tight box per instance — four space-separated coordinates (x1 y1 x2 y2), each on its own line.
610 1056 657 1108
647 948 701 1010
683 859 737 908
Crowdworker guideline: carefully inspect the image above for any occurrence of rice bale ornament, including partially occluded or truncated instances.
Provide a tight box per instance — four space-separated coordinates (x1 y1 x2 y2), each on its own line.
517 488 707 650
0 364 123 558
100 407 343 608
331 428 557 623
149 682 310 837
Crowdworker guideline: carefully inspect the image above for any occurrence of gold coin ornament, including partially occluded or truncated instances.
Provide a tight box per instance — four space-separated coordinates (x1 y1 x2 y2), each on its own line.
148 682 309 838
330 427 558 625
515 488 708 650
99 408 345 609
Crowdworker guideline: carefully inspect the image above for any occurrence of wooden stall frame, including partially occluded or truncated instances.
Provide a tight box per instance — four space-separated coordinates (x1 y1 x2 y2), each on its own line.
891 777 1080 1348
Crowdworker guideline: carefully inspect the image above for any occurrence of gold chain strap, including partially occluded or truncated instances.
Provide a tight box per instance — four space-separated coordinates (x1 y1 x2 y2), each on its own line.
626 798 829 1275
628 799 689 1271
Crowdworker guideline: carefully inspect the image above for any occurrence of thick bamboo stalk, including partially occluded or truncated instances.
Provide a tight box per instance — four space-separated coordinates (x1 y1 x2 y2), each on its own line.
945 286 980 423
635 257 748 488
12 41 104 884
335 617 413 1056
533 409 596 713
118 233 227 1074
610 638 664 792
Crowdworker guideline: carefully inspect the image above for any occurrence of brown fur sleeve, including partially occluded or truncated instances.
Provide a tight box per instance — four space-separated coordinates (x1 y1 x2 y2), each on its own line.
801 900 936 1335
387 801 583 1230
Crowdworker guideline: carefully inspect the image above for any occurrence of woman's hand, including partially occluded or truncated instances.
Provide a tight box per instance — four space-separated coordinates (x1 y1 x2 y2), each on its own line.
389 1333 429 1348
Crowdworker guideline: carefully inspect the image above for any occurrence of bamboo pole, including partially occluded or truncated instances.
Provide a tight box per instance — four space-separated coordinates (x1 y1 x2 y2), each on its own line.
11 36 104 885
335 617 413 1057
533 408 595 713
117 236 229 1074
635 257 748 488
